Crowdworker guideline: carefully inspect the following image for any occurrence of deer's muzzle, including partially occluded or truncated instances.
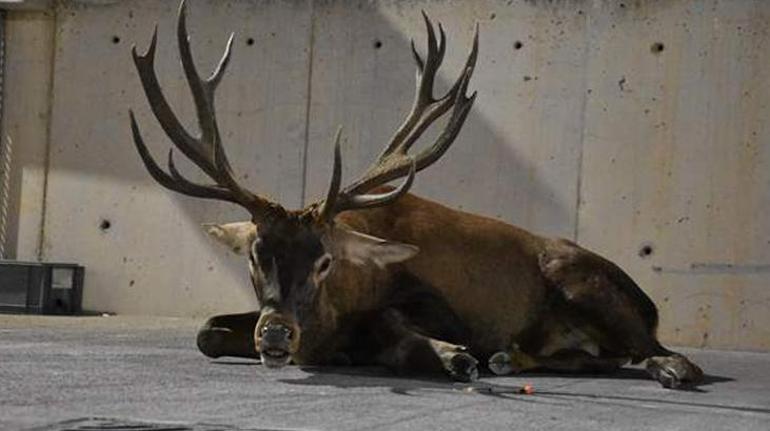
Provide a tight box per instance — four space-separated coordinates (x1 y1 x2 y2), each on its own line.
255 313 300 368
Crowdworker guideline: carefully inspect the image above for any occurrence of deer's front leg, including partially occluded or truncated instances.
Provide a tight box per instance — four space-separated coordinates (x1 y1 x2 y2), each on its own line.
197 311 260 359
373 309 479 382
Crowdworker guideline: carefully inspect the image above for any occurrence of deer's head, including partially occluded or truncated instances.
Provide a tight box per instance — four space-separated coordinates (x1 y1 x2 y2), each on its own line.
129 0 477 368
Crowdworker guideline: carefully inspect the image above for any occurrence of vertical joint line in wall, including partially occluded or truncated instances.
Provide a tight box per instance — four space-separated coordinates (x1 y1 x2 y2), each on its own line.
0 10 7 259
299 0 316 207
37 6 58 261
573 9 591 243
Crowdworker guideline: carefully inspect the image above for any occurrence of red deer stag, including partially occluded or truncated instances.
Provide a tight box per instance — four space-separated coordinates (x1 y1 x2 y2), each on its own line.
129 0 703 388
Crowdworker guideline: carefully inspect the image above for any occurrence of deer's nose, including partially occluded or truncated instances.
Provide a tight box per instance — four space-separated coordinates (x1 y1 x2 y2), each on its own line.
261 323 293 346
255 313 300 352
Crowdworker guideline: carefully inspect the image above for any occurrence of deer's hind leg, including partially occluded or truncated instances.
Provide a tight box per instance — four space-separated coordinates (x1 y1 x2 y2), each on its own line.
538 239 703 389
552 278 704 389
196 311 260 359
488 318 629 376
489 348 628 375
555 285 704 389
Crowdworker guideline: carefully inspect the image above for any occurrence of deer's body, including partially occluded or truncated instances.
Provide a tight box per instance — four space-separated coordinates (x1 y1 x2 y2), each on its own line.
200 191 695 386
134 1 703 388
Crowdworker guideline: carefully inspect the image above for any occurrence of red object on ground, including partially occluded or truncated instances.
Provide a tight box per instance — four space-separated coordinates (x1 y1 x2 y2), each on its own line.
519 384 534 395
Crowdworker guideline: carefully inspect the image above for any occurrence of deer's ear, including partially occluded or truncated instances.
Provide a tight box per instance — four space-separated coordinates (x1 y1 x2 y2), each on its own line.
203 221 257 255
325 227 419 268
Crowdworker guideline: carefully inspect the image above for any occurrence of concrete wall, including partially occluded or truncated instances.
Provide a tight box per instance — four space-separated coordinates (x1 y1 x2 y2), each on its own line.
1 0 769 351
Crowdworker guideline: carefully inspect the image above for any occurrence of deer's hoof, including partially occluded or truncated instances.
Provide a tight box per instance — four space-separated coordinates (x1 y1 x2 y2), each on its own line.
488 351 514 375
646 354 704 389
449 352 479 382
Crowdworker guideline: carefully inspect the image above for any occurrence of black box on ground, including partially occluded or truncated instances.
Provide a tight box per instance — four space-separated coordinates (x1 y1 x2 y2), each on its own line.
0 260 85 314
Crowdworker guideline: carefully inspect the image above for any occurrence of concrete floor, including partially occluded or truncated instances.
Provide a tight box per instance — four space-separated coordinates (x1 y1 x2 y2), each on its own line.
1 315 769 431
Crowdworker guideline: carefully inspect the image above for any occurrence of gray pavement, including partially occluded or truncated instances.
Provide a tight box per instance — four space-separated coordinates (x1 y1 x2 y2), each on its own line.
0 315 768 431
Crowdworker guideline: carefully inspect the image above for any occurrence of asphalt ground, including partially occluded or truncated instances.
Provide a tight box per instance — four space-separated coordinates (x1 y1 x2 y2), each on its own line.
1 315 768 430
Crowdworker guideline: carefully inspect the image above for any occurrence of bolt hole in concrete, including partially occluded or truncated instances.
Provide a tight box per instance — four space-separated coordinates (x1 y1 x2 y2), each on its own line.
99 219 112 232
373 39 383 49
112 35 120 44
651 42 665 54
513 40 523 50
246 37 255 46
639 243 654 258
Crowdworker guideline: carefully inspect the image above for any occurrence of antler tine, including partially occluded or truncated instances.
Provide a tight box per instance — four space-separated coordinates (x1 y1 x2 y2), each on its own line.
414 26 478 169
380 12 446 160
318 126 344 222
333 17 478 204
396 23 477 173
337 159 417 212
130 0 284 222
176 0 235 177
131 27 201 169
317 127 417 220
130 111 236 203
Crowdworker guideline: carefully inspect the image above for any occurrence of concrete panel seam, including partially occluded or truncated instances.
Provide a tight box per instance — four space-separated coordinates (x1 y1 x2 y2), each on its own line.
299 0 316 207
0 9 7 258
0 134 11 259
36 4 57 261
572 8 592 243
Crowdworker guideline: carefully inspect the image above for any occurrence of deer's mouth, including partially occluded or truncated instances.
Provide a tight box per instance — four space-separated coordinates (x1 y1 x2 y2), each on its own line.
260 349 291 368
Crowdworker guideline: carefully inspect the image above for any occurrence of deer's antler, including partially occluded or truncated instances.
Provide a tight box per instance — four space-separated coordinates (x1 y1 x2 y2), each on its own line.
129 0 285 222
318 13 478 221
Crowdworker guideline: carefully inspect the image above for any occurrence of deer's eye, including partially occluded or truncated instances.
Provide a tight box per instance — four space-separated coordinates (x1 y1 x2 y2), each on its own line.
314 253 334 282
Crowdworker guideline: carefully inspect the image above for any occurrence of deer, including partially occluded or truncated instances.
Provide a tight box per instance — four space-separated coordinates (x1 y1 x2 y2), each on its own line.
128 0 703 389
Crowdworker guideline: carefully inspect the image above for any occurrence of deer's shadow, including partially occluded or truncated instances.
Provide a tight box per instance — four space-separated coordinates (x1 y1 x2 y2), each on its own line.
276 365 751 413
